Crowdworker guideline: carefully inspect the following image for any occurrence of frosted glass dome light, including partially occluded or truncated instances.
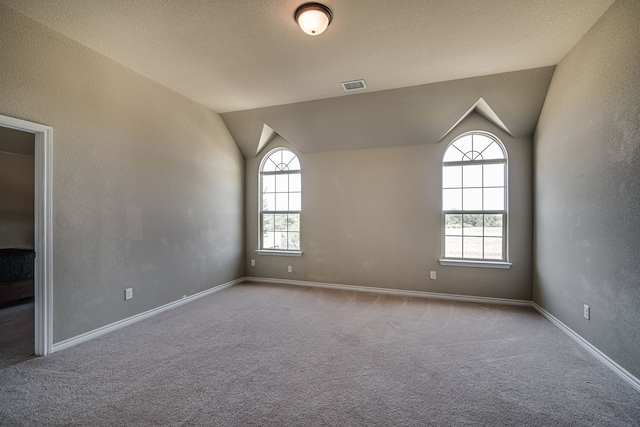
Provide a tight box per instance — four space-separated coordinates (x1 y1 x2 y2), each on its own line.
295 3 333 36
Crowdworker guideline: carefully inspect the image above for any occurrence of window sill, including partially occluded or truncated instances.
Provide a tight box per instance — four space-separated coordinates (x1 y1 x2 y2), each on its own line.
439 259 512 269
256 250 303 257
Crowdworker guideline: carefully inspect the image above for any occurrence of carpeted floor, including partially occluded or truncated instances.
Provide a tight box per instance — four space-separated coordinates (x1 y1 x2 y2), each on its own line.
0 298 35 369
0 282 638 426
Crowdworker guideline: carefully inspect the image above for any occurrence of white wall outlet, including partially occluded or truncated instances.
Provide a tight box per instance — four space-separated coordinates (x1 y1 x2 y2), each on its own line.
287 265 292 273
430 271 437 280
251 259 255 267
125 288 133 300
584 304 590 320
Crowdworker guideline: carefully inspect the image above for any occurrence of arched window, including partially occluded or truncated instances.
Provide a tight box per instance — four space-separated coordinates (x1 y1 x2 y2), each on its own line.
442 132 507 262
259 148 301 252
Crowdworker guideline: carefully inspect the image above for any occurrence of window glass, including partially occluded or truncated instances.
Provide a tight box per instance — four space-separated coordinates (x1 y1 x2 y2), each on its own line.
443 166 462 188
442 133 507 261
260 149 301 251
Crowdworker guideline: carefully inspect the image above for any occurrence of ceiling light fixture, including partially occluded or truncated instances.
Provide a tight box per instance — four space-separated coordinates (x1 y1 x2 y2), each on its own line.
295 3 333 36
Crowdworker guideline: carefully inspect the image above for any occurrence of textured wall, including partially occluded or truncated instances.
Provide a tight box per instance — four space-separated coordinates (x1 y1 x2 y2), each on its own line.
0 152 34 249
0 4 245 342
247 113 532 300
534 0 640 377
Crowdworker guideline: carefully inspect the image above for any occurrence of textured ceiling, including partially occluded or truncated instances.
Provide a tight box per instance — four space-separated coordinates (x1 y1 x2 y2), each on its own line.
1 0 614 114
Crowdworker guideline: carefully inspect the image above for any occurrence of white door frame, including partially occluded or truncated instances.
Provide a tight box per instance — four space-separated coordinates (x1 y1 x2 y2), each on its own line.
0 114 53 356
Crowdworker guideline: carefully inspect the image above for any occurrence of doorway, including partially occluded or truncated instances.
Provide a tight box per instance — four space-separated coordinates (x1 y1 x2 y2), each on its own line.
0 114 53 357
0 127 35 366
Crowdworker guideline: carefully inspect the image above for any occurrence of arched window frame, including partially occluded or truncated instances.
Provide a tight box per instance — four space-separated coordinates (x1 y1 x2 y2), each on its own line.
256 148 303 257
439 131 512 269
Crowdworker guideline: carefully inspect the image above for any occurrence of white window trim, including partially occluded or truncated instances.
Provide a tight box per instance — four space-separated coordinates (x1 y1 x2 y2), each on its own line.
439 259 512 269
256 250 303 257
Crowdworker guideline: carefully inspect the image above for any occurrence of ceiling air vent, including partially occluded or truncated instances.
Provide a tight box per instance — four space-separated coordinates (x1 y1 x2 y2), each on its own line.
341 79 367 92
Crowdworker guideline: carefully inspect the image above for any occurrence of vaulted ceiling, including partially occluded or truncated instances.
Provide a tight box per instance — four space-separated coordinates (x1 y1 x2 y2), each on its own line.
1 0 615 156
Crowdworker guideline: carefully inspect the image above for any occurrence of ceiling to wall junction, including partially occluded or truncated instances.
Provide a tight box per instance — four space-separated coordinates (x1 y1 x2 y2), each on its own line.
222 67 555 156
1 0 615 155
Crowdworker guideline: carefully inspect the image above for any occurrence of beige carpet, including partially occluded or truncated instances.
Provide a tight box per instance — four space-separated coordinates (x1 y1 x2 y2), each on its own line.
0 282 638 426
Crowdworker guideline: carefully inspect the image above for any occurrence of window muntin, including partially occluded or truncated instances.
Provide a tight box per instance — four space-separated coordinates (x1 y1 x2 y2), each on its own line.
442 132 507 261
260 149 301 251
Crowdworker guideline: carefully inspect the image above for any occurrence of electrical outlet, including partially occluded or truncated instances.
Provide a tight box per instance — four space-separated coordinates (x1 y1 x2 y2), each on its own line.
287 265 292 273
125 288 133 300
584 304 590 320
251 259 255 267
430 271 437 280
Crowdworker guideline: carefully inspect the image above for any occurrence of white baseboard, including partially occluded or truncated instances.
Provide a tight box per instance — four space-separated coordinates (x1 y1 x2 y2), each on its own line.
52 277 245 353
244 276 532 306
532 302 640 393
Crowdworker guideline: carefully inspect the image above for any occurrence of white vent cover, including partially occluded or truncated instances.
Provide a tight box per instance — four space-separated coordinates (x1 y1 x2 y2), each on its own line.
341 79 367 91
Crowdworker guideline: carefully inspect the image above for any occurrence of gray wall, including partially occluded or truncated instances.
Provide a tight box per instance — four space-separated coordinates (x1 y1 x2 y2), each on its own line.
0 4 245 342
0 150 34 249
534 0 640 378
247 113 533 300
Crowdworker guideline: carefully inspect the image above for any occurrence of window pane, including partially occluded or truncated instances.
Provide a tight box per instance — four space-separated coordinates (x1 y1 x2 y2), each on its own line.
262 158 277 172
443 189 462 211
275 193 288 211
445 236 462 258
262 194 275 211
288 232 300 250
481 142 505 160
281 150 295 167
262 214 275 232
264 151 283 171
262 175 275 192
462 188 482 210
462 164 482 188
269 231 287 249
463 236 483 258
274 214 288 231
443 146 464 162
442 134 507 261
483 164 504 187
263 232 276 249
289 173 301 191
484 188 504 210
484 237 503 259
260 149 301 251
445 214 462 235
287 157 301 171
484 214 503 237
288 214 300 232
463 214 483 236
471 134 493 157
275 174 289 192
289 193 301 211
443 166 462 188
453 136 473 158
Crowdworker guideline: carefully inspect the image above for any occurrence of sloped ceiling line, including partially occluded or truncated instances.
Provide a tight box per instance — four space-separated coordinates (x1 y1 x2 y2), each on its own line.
221 67 555 158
